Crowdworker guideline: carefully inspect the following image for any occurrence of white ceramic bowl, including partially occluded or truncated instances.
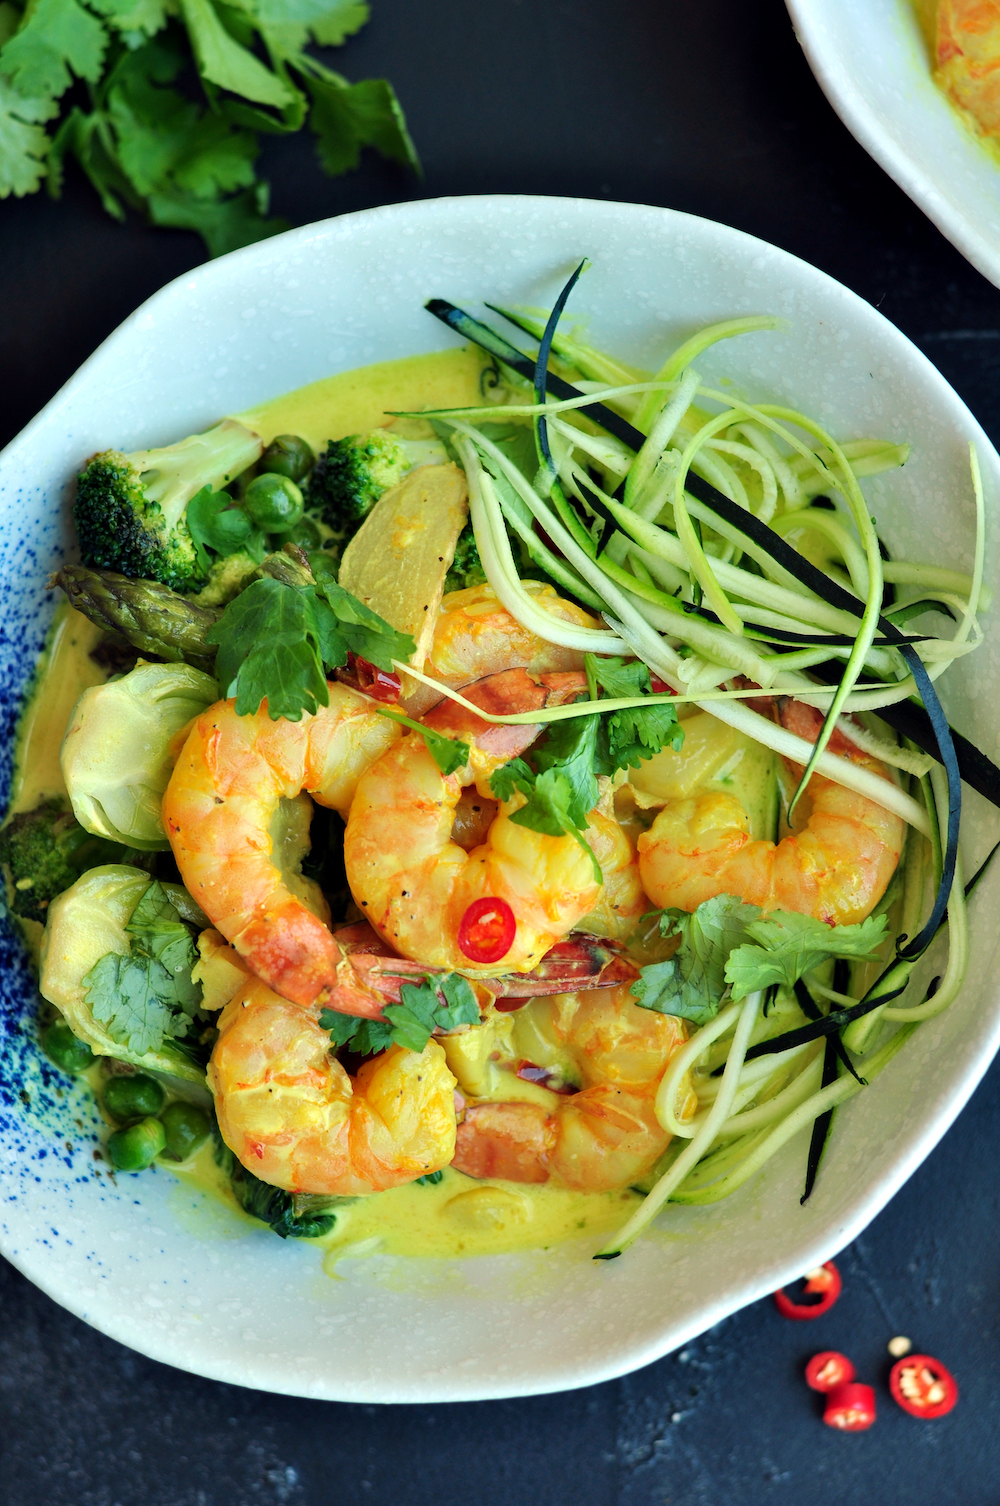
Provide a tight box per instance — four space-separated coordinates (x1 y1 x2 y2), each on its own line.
1 195 999 1403
786 0 1000 289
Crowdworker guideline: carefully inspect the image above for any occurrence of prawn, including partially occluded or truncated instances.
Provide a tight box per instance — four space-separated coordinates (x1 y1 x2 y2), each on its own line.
208 974 458 1194
935 1 1000 136
450 984 687 1191
344 666 649 975
162 682 407 1013
636 699 904 926
401 580 596 716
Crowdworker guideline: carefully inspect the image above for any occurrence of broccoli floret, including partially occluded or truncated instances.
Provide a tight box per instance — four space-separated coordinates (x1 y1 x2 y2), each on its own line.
75 420 263 593
0 799 126 922
194 550 260 607
444 522 487 594
307 430 448 541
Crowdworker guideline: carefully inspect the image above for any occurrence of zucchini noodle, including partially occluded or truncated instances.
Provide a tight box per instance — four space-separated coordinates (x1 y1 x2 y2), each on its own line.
422 292 992 1258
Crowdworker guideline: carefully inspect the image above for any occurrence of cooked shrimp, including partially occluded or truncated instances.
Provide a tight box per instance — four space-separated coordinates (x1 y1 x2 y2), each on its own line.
345 667 610 974
936 0 1000 136
450 984 687 1191
162 683 404 1011
402 580 596 716
209 975 458 1194
636 700 904 925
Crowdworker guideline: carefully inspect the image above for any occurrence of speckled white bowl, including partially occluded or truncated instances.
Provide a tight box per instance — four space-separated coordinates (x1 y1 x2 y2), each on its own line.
786 0 1000 289
1 196 999 1403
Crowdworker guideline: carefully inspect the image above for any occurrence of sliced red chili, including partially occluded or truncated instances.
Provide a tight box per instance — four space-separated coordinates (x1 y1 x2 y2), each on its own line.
336 652 401 703
823 1382 876 1431
889 1355 958 1419
648 675 673 695
805 1351 856 1392
774 1260 842 1319
457 897 516 964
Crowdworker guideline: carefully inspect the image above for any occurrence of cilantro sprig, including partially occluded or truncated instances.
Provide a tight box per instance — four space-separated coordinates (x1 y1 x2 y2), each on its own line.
631 893 888 1027
488 655 683 883
83 880 202 1055
206 560 415 721
320 973 479 1056
1 3 417 257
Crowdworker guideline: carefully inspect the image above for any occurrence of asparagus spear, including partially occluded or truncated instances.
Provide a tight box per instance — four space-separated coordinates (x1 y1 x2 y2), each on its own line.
54 566 220 673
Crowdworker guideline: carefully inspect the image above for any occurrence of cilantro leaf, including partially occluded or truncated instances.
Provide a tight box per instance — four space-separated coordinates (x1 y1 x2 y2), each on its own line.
321 972 479 1057
84 880 201 1054
178 0 292 107
186 486 262 571
87 0 169 40
0 0 107 99
584 653 684 772
208 575 332 720
207 570 416 721
725 911 888 1001
147 178 287 257
299 66 418 176
0 76 55 197
319 1008 394 1056
631 894 761 1025
488 716 603 883
375 709 470 777
313 573 415 673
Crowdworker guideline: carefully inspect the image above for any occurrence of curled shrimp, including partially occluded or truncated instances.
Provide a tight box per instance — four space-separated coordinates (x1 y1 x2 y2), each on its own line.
636 700 904 925
402 580 596 715
935 1 1000 136
450 984 687 1191
208 974 458 1194
344 667 610 975
162 683 407 1012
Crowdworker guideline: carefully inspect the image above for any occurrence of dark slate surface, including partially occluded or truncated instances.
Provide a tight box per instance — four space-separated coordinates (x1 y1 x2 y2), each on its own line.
2 0 999 1499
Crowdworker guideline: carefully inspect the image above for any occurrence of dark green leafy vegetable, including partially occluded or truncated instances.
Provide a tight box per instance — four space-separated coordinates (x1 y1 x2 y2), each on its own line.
374 709 470 777
207 562 415 720
1 4 418 256
83 879 202 1055
631 894 888 1026
227 1156 340 1239
321 972 480 1057
488 666 682 885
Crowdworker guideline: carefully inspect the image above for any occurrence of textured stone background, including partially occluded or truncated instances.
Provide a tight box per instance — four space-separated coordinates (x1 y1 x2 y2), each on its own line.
2 1 999 1499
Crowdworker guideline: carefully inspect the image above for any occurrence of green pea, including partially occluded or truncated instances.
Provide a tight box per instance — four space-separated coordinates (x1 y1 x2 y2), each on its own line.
103 1073 166 1124
285 515 321 551
160 1101 211 1161
108 1117 166 1172
244 472 305 533
259 434 315 484
42 1019 95 1075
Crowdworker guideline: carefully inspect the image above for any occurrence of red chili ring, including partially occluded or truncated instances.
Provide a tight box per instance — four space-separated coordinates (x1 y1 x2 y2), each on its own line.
774 1260 842 1320
805 1351 856 1392
823 1381 876 1431
889 1355 959 1419
457 897 517 964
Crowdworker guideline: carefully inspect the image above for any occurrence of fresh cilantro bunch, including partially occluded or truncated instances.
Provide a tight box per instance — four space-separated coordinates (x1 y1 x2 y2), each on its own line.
206 555 415 719
0 0 417 255
320 972 480 1056
83 879 203 1054
631 892 888 1027
489 656 683 883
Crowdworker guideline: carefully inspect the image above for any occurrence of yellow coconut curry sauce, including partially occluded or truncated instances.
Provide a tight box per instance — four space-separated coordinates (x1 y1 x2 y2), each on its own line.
11 346 779 1260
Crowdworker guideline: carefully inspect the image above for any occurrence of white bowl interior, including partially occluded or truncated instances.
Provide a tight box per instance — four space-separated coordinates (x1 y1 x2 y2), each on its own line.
787 0 1000 289
1 195 999 1402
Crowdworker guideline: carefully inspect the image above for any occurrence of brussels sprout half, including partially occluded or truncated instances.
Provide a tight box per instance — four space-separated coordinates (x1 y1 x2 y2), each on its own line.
61 662 218 849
